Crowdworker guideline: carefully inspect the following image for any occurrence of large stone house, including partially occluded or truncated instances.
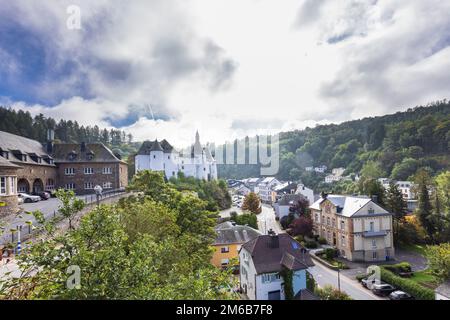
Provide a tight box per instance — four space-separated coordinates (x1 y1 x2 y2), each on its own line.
310 194 395 262
239 232 315 300
0 130 128 216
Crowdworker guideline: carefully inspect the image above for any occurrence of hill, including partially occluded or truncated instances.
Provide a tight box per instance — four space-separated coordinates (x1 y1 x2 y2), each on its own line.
218 100 450 189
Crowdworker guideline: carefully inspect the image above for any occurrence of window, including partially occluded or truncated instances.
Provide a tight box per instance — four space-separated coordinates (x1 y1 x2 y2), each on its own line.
46 179 55 190
372 240 377 248
327 217 330 226
340 220 345 230
332 218 335 227
341 236 346 247
369 222 375 232
221 259 229 266
84 167 94 175
153 155 156 159
372 252 377 260
64 168 75 175
368 207 375 214
315 214 319 222
102 167 112 174
103 182 112 189
0 177 6 195
262 273 281 283
221 246 230 253
10 177 16 195
84 182 94 190
22 155 27 162
65 183 75 190
168 156 170 159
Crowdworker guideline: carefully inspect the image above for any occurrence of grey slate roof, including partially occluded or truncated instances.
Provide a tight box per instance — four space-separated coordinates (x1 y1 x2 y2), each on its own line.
214 222 261 245
51 143 124 163
276 193 306 206
137 139 172 155
0 156 21 168
294 289 320 300
0 130 55 167
242 233 314 274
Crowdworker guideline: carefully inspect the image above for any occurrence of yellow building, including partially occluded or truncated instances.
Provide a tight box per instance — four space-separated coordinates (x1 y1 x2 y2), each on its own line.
211 221 262 268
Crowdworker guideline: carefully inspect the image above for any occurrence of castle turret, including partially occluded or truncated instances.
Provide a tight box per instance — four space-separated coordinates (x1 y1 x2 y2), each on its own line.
149 139 164 171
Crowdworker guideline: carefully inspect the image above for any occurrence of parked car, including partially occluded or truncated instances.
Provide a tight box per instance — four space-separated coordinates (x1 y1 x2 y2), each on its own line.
33 191 51 200
361 278 377 289
18 193 41 203
45 189 57 198
372 283 396 296
389 291 414 300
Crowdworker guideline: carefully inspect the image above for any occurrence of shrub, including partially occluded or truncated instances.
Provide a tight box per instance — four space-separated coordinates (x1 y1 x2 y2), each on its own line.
314 285 352 300
324 248 338 260
356 274 367 282
305 240 318 249
295 235 304 242
380 268 435 300
318 237 327 245
384 262 412 275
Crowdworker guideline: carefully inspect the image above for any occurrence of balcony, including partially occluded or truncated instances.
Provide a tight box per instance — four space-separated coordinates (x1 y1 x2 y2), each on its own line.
362 231 387 238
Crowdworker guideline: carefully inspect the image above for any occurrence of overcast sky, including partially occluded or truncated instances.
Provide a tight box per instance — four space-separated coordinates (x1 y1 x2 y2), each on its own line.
1 0 450 147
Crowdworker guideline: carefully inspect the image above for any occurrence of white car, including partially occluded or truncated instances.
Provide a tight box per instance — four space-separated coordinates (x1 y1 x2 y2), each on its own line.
18 193 41 203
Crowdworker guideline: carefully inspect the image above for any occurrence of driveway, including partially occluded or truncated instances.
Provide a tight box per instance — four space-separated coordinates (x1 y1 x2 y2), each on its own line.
257 204 284 235
309 262 384 300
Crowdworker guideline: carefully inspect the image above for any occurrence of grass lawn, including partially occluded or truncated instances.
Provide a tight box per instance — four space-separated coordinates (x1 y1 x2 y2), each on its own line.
409 270 440 289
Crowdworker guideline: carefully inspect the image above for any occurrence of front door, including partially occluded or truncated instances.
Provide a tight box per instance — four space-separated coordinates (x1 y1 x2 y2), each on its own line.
333 232 337 246
268 290 281 300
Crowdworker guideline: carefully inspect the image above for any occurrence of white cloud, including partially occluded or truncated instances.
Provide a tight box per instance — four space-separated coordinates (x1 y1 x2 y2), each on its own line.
1 0 450 147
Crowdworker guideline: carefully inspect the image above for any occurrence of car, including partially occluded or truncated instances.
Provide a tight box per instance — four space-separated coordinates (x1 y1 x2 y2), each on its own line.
372 283 396 296
33 191 51 200
389 291 414 300
45 189 57 198
361 278 377 289
18 193 41 203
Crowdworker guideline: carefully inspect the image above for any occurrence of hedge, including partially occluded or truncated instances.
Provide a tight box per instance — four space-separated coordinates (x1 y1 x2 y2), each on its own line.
380 268 435 300
383 262 412 275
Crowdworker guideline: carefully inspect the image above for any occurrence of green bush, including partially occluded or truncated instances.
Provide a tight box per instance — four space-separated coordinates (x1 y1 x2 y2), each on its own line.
305 240 318 249
384 262 412 275
318 237 327 245
295 235 304 242
380 268 435 300
356 274 367 282
324 248 338 260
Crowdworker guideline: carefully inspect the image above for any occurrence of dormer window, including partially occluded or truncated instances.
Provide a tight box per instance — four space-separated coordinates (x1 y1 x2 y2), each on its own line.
368 208 375 214
68 151 77 161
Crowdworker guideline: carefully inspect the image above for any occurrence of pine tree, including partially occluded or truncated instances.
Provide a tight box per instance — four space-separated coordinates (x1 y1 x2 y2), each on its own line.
385 183 408 243
416 173 435 242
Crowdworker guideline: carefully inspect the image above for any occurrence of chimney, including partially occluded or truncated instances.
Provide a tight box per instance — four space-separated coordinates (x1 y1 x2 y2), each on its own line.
268 229 279 249
81 142 86 153
371 195 378 204
321 191 328 199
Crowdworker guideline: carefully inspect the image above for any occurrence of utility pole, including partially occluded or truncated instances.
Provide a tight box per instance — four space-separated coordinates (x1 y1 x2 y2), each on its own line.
337 267 341 292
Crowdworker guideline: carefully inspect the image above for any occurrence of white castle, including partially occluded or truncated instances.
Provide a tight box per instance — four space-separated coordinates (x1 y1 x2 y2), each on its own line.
135 131 218 181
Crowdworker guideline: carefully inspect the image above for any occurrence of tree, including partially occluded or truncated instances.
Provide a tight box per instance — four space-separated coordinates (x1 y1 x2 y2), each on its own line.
426 243 450 281
359 178 385 206
242 192 262 215
415 170 436 242
289 197 310 216
435 171 450 214
230 212 258 229
289 216 313 237
55 189 85 230
385 183 408 243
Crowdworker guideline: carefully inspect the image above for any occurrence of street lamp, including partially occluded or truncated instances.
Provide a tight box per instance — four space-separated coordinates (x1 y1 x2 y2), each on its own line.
16 225 22 256
337 266 341 292
94 185 103 207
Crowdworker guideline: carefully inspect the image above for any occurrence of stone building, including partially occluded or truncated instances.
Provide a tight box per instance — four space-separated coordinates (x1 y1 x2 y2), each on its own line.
0 156 21 218
51 142 128 195
0 131 58 195
0 130 129 217
310 194 395 262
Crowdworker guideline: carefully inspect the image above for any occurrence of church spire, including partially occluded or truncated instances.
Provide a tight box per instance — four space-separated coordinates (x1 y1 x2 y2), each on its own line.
193 130 202 155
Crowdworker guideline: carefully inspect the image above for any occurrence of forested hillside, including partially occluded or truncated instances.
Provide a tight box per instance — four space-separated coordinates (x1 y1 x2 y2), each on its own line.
218 100 450 185
0 107 139 160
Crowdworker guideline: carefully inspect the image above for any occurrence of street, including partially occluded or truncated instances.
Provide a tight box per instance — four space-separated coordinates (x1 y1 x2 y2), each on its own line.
308 262 384 300
257 204 283 235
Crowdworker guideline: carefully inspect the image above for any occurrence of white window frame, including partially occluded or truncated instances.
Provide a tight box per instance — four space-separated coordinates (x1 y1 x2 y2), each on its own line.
102 182 112 189
84 167 94 175
84 182 94 190
0 177 6 195
65 183 75 190
64 168 75 175
102 167 112 175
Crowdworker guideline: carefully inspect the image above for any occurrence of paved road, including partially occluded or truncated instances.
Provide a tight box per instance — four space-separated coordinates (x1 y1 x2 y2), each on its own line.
308 262 384 300
257 204 283 235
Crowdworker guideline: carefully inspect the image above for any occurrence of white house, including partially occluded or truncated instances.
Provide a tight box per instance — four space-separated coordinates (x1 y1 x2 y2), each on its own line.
239 232 316 300
273 194 308 219
135 132 218 181
257 177 282 203
295 184 314 203
314 165 327 173
332 168 345 177
325 174 343 184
